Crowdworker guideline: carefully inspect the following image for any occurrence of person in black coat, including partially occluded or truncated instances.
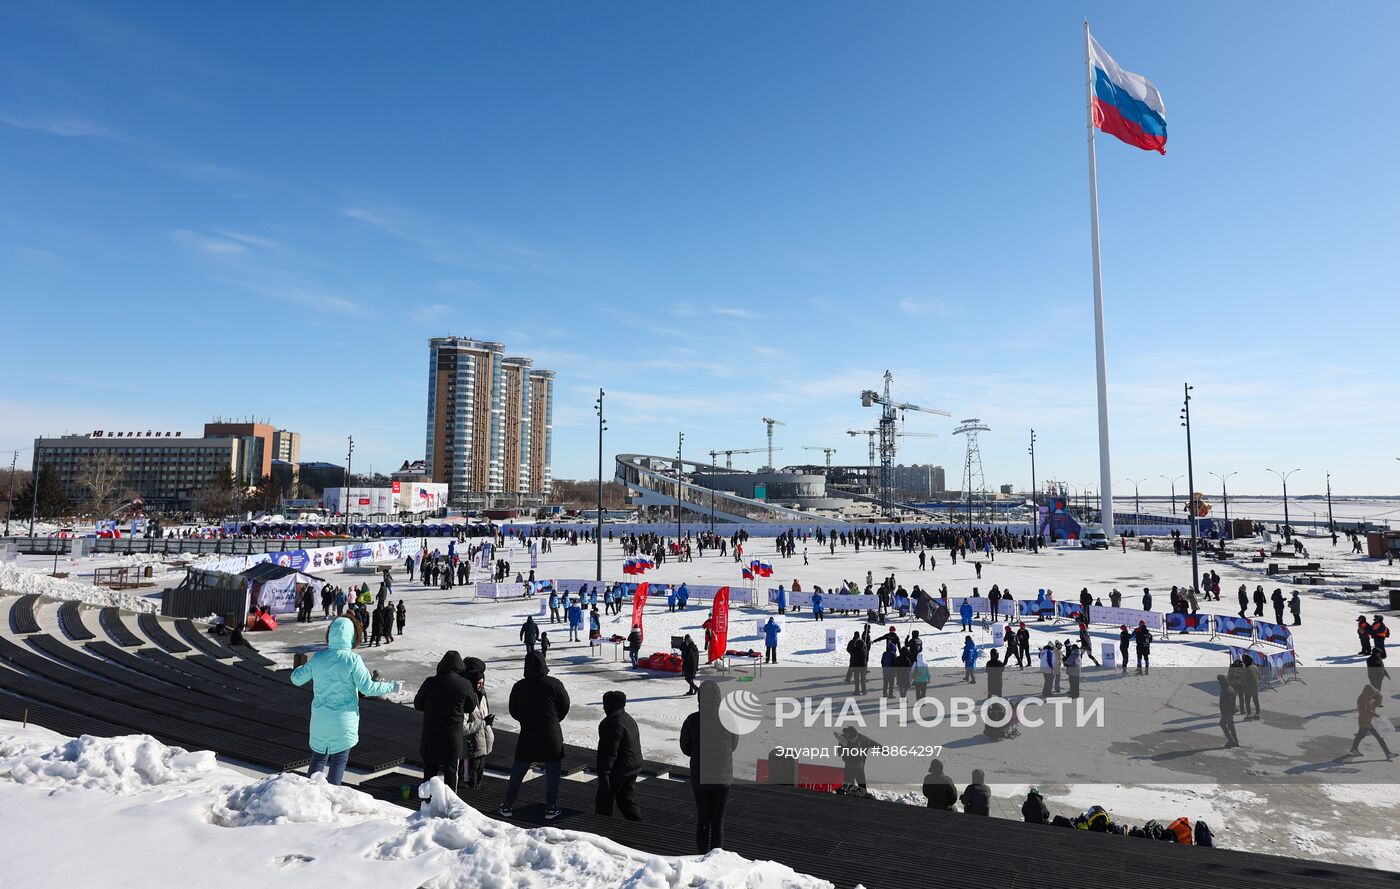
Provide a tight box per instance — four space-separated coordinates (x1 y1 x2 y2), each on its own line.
1015 624 1031 670
681 635 700 695
921 758 957 810
413 650 476 794
1253 586 1266 617
1021 787 1050 824
595 690 643 820
985 649 1005 700
846 632 870 695
960 768 991 815
499 651 571 819
1217 673 1240 748
679 680 739 853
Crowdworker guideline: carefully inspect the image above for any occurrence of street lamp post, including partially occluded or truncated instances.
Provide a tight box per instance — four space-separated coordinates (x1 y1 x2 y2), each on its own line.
1325 472 1335 535
676 431 684 543
1160 474 1183 515
1267 467 1301 541
344 436 354 526
1209 471 1237 540
1123 477 1145 530
1181 383 1200 596
1028 428 1037 508
595 389 606 582
4 450 16 537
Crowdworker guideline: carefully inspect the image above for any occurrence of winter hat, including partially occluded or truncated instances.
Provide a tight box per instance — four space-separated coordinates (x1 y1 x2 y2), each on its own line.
602 690 627 714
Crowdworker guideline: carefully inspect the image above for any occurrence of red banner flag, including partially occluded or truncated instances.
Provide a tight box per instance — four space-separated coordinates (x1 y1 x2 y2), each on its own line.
631 582 649 644
707 586 730 663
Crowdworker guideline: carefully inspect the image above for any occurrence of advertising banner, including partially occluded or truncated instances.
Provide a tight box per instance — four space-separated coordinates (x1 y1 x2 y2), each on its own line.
1087 605 1163 631
1256 621 1293 648
1215 616 1255 639
631 582 649 643
708 586 729 663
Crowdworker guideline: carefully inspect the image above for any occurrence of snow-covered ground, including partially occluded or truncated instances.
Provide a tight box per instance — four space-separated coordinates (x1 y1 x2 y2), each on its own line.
0 721 828 888
246 532 1400 870
3 527 1399 870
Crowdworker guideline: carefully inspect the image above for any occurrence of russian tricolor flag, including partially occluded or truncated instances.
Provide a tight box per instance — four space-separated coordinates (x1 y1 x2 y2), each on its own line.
1089 33 1166 154
742 567 754 580
623 558 638 575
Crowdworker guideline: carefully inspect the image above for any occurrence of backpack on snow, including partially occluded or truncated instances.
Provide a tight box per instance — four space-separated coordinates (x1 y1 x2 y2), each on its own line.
1194 820 1215 847
1051 815 1075 828
1168 817 1193 845
1141 820 1165 840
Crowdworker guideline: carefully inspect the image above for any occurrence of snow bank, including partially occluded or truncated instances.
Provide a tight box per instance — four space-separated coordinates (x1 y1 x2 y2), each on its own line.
0 562 158 612
210 773 389 827
0 724 831 888
0 732 216 793
378 778 829 889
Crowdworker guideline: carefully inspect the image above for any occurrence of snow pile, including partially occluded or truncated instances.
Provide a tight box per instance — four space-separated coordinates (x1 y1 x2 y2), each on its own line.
377 778 829 889
0 723 832 888
0 562 158 612
210 773 388 827
0 732 216 794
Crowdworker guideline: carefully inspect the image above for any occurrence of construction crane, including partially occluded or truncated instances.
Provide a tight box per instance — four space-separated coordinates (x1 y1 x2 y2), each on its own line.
802 446 838 469
707 447 778 470
760 417 785 471
859 370 950 512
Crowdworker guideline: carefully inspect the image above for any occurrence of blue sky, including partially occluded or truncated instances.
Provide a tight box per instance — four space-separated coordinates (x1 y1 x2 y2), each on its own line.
3 1 1398 497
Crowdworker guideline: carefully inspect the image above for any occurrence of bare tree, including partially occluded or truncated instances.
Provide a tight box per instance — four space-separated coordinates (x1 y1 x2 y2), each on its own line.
193 473 238 520
76 452 133 519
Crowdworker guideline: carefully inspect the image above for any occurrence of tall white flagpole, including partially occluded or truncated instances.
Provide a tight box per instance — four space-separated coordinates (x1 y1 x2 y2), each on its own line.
1085 20 1115 539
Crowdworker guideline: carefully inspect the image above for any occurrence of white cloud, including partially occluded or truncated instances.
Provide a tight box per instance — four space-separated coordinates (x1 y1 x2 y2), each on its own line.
170 229 247 255
0 112 121 140
213 230 277 250
410 303 456 323
897 297 957 316
340 200 549 273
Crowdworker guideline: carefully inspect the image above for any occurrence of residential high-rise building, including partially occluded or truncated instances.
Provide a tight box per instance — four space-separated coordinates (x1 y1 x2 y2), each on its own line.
271 429 301 464
426 337 505 503
425 337 554 507
528 368 555 497
501 357 533 495
892 463 946 498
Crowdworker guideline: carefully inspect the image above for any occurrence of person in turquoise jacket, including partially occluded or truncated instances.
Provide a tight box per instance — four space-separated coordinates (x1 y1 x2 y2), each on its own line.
290 616 398 784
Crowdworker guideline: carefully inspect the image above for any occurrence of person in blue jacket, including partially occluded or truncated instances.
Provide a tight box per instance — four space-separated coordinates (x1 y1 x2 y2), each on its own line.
812 591 825 621
763 617 782 663
959 599 974 633
1035 589 1049 622
589 605 602 639
961 635 980 683
667 588 678 613
676 582 689 610
565 598 584 642
776 585 788 615
548 591 561 624
290 616 399 785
